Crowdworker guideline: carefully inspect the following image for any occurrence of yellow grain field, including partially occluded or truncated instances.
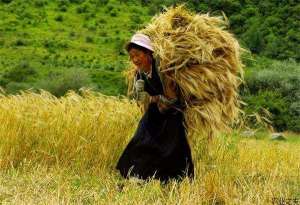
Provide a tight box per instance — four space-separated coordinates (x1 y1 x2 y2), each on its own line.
0 90 299 204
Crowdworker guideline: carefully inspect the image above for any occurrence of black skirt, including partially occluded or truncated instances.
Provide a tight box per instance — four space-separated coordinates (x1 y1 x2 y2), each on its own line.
116 103 194 182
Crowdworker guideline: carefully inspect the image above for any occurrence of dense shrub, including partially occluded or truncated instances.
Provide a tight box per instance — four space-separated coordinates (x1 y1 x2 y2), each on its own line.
43 39 69 51
34 0 47 7
54 15 64 22
242 58 300 131
36 69 92 97
0 77 9 87
87 24 96 31
105 5 114 12
99 30 107 37
85 36 94 43
14 39 27 46
244 59 299 100
90 70 126 95
5 82 33 94
69 0 84 4
76 4 90 13
59 5 68 12
130 14 142 24
58 0 70 6
98 18 107 24
0 0 13 3
147 4 160 15
99 0 109 5
2 61 37 83
242 91 288 131
110 9 118 17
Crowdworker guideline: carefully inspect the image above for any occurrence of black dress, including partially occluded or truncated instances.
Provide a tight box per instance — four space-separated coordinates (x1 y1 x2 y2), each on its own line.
116 60 194 182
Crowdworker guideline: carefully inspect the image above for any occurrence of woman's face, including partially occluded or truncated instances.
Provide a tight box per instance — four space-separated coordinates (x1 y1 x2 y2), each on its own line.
128 48 152 73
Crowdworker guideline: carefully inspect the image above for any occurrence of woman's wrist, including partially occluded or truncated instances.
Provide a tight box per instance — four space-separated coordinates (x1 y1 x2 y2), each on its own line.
158 95 177 106
150 95 177 105
150 95 160 103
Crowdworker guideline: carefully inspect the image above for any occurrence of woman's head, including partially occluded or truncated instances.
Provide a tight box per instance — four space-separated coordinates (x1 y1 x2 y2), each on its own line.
126 34 154 73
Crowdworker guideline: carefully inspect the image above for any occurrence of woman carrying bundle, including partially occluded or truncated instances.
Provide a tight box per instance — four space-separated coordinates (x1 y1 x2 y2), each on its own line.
116 33 194 182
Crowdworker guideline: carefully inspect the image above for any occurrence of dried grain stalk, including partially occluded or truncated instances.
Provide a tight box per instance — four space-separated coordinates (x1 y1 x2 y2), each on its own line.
125 5 245 139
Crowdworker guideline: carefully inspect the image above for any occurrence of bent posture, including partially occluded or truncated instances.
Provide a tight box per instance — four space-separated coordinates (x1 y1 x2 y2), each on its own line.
116 33 194 182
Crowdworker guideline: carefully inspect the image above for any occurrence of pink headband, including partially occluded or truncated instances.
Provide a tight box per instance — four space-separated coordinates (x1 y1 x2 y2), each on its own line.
130 33 154 52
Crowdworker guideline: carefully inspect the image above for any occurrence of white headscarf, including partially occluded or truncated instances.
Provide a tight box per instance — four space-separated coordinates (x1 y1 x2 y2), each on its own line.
130 33 154 52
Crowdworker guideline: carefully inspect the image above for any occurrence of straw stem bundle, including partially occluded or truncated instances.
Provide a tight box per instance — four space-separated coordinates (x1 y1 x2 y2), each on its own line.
126 5 245 139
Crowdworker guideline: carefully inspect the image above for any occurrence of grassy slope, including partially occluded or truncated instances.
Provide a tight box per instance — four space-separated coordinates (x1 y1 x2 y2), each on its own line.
0 0 134 62
0 0 151 95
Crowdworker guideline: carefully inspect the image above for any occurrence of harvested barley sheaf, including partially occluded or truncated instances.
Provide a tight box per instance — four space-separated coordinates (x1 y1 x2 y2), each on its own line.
127 6 245 139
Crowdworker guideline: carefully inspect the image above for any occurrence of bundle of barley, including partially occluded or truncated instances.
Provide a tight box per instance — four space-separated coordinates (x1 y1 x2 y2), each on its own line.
128 5 245 139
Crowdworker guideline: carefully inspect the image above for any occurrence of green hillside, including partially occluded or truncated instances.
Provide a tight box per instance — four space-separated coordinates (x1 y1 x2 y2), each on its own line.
0 0 152 95
0 0 299 131
186 0 300 60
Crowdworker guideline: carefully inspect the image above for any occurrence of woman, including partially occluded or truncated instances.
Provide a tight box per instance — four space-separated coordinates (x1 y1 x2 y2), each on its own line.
116 33 194 182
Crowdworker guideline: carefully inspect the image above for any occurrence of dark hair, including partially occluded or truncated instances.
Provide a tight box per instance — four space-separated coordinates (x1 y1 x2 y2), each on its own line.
125 42 153 55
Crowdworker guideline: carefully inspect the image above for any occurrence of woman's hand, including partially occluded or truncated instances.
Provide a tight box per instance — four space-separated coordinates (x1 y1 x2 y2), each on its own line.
157 78 179 112
157 101 170 113
149 77 178 113
150 95 160 103
150 95 174 112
